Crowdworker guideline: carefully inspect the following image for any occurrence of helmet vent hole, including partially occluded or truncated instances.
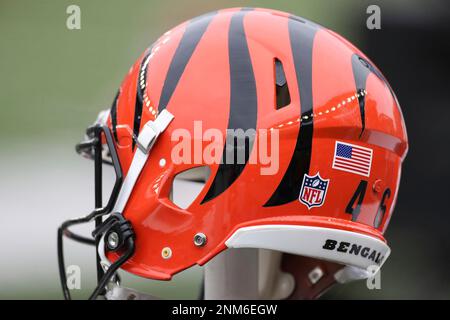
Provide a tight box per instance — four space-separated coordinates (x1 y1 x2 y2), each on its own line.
274 58 291 109
169 166 211 209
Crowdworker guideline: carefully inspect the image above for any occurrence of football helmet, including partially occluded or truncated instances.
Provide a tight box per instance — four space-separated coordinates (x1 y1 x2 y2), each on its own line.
58 7 408 300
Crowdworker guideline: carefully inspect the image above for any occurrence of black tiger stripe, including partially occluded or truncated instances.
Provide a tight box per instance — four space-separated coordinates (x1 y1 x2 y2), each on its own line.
110 90 119 141
201 9 257 204
351 54 371 138
158 12 216 112
132 49 152 150
352 53 399 138
264 16 318 207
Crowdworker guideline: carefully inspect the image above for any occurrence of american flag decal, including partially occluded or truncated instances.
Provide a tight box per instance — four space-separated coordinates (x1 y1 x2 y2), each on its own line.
332 141 373 177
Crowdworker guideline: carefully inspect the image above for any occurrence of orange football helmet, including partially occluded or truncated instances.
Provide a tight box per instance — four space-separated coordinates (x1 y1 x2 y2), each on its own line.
58 7 407 300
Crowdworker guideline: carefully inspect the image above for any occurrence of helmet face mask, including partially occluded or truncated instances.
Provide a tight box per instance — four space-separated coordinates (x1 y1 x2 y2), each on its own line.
58 107 175 300
58 7 408 300
58 123 127 300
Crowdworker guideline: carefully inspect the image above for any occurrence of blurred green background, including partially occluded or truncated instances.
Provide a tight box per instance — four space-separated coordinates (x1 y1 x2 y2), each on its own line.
1 0 448 299
0 0 361 145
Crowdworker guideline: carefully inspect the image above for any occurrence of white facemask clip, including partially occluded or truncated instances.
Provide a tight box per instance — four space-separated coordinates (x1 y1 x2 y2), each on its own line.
113 109 174 213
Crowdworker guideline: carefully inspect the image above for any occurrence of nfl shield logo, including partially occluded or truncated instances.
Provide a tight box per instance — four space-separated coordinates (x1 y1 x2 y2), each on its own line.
299 173 330 209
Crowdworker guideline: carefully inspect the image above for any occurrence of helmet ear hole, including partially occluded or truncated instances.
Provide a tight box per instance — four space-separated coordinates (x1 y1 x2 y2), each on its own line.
169 166 211 209
274 58 291 109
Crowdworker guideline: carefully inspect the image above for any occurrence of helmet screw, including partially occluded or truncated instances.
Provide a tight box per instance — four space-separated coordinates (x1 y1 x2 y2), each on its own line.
106 231 120 250
161 247 172 259
373 179 384 193
194 233 207 247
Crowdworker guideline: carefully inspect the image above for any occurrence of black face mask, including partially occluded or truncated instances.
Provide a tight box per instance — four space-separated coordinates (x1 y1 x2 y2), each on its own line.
57 124 135 300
